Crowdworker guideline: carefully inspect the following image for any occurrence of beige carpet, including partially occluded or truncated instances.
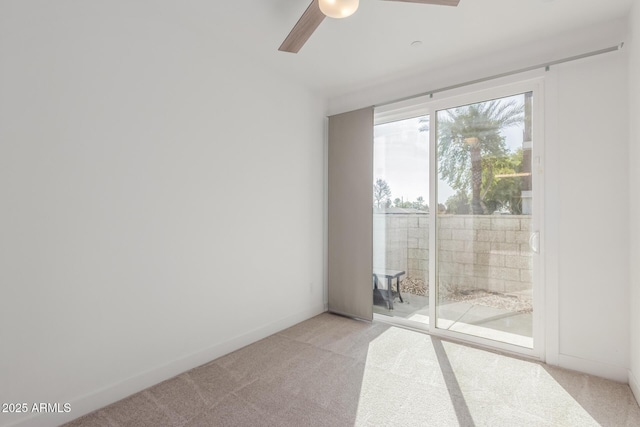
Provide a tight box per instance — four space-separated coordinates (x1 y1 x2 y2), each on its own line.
66 313 640 426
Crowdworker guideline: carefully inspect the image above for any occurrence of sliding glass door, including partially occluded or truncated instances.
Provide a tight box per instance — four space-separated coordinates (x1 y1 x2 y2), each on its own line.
373 81 542 356
434 92 536 349
372 114 430 324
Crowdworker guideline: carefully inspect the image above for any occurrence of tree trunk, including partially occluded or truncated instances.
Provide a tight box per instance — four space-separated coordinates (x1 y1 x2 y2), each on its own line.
470 145 483 214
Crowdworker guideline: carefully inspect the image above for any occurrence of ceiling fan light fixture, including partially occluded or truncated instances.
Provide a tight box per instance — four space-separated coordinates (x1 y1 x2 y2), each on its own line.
319 0 359 19
279 0 459 54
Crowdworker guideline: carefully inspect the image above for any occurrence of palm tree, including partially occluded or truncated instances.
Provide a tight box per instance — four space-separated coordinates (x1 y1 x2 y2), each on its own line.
436 99 524 214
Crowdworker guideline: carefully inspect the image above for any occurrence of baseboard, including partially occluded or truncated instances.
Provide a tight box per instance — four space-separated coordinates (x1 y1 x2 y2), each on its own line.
630 370 640 407
4 303 325 427
557 354 629 383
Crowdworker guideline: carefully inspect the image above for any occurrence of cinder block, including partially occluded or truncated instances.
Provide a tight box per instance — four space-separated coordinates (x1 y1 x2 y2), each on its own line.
455 277 477 290
520 243 533 254
466 241 491 253
475 253 505 267
439 239 464 251
520 268 533 283
410 271 429 282
505 255 532 269
504 280 532 293
491 217 521 230
466 264 490 278
438 229 452 240
439 261 465 275
438 250 453 262
453 251 474 264
439 217 465 229
438 275 460 290
465 217 491 230
379 250 404 266
477 230 506 242
407 238 419 249
505 231 531 243
474 277 505 293
407 258 429 270
451 229 475 241
408 248 428 260
491 242 519 255
408 272 427 282
388 228 407 239
407 263 425 272
489 267 520 281
520 218 532 231
389 217 408 229
486 279 506 293
408 231 426 245
439 274 476 291
407 217 419 228
407 227 421 239
419 216 430 228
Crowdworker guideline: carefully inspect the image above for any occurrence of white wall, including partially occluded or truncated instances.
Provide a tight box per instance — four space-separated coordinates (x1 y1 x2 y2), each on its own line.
629 0 640 403
0 2 325 426
327 19 631 382
551 52 629 380
328 18 627 116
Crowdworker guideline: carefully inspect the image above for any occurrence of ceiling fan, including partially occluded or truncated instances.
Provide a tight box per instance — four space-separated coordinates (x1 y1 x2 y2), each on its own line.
279 0 460 53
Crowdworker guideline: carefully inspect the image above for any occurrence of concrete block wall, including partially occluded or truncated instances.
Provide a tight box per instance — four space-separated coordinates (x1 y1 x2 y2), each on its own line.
373 214 411 275
439 215 533 294
373 213 532 294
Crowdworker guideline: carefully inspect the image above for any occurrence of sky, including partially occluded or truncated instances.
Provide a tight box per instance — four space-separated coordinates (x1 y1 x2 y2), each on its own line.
373 94 526 206
373 116 431 204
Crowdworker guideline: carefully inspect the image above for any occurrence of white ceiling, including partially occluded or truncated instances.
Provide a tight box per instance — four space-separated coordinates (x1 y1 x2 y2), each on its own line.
154 0 633 97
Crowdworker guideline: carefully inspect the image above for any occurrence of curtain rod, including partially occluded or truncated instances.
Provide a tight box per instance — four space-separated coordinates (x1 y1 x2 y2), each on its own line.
375 43 624 108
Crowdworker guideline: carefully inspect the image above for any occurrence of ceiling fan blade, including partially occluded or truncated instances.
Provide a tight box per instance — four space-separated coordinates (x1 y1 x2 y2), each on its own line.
383 0 460 6
279 0 326 53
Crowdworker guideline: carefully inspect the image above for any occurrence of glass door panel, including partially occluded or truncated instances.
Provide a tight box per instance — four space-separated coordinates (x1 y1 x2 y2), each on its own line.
435 92 534 348
373 115 430 324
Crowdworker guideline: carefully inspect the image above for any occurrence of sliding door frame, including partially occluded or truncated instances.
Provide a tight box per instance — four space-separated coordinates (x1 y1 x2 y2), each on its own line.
374 77 546 361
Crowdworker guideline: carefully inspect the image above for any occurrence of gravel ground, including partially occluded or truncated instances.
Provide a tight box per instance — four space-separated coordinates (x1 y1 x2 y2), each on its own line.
400 276 532 313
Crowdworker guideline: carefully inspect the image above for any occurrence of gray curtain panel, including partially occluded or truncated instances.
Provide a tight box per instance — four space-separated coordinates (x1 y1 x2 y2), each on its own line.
327 107 374 321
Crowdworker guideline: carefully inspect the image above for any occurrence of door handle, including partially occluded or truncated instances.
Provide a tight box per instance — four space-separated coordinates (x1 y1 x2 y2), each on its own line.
529 231 540 254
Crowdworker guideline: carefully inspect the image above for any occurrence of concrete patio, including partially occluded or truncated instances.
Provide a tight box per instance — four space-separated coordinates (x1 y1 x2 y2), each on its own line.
374 292 533 348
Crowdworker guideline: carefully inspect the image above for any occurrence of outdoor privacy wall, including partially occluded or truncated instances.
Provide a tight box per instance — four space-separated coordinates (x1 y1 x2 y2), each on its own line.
374 213 532 294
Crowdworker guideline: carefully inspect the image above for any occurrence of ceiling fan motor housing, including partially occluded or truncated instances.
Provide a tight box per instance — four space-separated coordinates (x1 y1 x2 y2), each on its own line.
279 0 460 53
318 0 360 19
